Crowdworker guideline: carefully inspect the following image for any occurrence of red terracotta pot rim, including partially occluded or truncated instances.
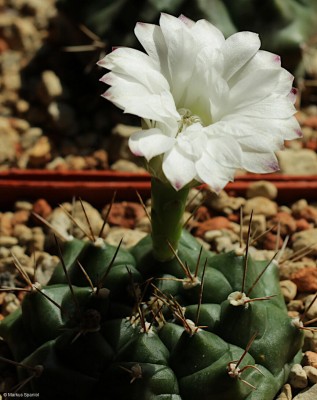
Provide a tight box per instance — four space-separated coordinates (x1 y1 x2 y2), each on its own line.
0 179 316 208
0 169 317 182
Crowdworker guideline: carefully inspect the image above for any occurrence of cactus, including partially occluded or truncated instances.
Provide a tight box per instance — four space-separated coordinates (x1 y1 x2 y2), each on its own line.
0 184 304 399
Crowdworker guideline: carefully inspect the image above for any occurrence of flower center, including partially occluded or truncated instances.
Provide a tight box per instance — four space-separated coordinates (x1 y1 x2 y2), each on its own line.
177 108 202 135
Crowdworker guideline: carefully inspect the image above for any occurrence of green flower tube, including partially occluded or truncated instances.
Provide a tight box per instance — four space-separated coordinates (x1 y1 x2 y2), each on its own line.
150 177 189 262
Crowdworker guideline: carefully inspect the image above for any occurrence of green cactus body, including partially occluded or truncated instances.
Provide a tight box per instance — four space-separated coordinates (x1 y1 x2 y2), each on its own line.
0 229 304 399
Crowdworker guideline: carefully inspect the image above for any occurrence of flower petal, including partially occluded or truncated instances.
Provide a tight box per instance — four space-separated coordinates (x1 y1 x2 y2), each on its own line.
196 153 235 193
241 151 280 173
129 128 175 161
162 145 197 190
221 31 261 81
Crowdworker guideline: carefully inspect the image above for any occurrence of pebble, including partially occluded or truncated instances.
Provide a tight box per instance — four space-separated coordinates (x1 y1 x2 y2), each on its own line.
71 200 108 239
287 300 304 313
2 293 20 316
267 212 297 236
296 205 317 224
288 364 308 389
110 159 146 173
303 351 317 368
105 202 146 230
37 70 63 105
135 216 151 233
105 227 147 249
292 229 317 256
205 190 245 214
31 227 45 251
277 149 317 175
243 196 278 217
303 332 317 354
186 189 206 212
195 217 232 238
304 295 317 321
32 198 52 219
243 214 266 236
0 237 18 247
27 136 52 167
14 201 33 212
303 366 317 384
293 384 317 399
280 280 297 302
276 384 292 400
34 252 59 285
246 180 278 199
291 268 317 293
263 232 283 250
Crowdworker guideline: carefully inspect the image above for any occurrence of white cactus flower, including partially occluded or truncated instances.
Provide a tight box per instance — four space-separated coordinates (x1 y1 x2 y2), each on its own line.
98 13 301 192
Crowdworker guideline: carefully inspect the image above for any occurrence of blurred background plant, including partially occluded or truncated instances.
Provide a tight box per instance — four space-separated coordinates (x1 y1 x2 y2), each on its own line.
1 0 317 172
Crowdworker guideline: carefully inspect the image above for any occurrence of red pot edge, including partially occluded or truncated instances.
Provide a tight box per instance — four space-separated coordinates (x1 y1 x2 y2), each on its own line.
0 169 317 182
0 179 315 209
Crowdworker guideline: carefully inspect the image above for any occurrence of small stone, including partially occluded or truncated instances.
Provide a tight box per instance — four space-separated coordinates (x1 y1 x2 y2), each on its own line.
12 210 30 225
287 300 304 312
0 236 18 247
296 218 312 231
92 149 109 169
14 201 33 211
243 214 266 236
31 227 45 251
243 197 278 217
303 351 317 368
246 180 278 200
292 199 308 214
263 232 283 250
292 229 317 256
135 216 151 233
193 206 210 222
71 201 108 239
186 189 205 212
303 366 317 384
291 268 317 293
280 260 314 280
0 213 13 236
296 205 317 224
110 159 147 173
277 148 317 175
105 227 147 249
34 252 59 285
3 293 20 316
304 295 317 320
267 212 297 236
27 136 52 167
213 235 234 252
280 280 297 302
32 199 52 219
204 230 223 242
304 332 317 353
276 383 292 400
38 70 63 105
48 206 72 241
104 202 146 230
20 127 43 150
205 190 245 214
288 364 308 389
293 384 317 400
13 224 33 244
46 156 68 170
195 217 232 238
65 155 87 170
